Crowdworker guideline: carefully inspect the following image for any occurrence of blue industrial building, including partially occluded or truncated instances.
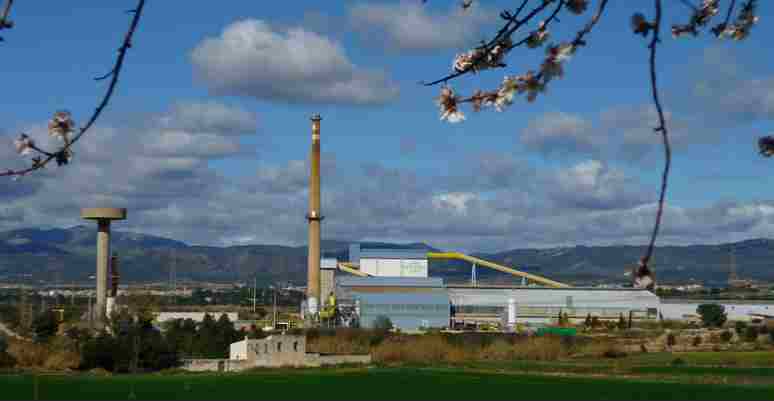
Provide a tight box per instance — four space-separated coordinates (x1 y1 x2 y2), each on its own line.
336 277 450 330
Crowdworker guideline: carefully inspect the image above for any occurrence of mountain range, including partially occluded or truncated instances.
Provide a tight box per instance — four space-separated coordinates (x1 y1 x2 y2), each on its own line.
1 226 773 286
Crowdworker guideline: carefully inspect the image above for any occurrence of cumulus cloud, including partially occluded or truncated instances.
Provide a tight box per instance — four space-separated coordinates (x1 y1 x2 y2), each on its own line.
191 19 399 105
349 1 494 51
521 106 692 160
550 160 650 210
690 47 774 123
521 112 597 155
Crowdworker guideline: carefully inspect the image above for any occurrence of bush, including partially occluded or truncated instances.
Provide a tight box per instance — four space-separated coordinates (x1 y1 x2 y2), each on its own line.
743 326 759 342
602 347 628 359
671 357 686 366
720 330 733 343
666 333 677 348
697 304 727 328
372 316 393 331
769 331 774 344
735 321 748 335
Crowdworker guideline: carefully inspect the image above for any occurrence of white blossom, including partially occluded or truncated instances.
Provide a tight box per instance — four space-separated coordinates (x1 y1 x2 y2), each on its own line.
47 110 76 142
13 133 34 156
527 21 550 48
437 86 465 123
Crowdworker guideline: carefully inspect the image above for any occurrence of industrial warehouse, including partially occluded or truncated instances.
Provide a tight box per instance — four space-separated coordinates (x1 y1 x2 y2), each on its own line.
299 115 660 331
303 245 660 331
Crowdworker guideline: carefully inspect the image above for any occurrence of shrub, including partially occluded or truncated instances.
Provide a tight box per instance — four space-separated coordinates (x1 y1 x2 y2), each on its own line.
602 347 627 359
696 304 727 328
372 316 393 331
769 331 774 344
735 321 748 335
720 330 733 343
617 314 627 330
671 357 685 366
666 333 677 348
743 326 759 342
692 336 702 347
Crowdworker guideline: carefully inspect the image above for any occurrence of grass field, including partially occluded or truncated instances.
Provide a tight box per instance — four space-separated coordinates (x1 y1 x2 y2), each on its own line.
1 367 774 401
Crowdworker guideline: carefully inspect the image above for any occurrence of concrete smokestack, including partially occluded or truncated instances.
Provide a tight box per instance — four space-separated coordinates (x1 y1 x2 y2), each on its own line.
306 114 323 315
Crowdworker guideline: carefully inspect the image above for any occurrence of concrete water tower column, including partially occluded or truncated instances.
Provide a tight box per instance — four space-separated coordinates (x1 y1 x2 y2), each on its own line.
81 208 126 326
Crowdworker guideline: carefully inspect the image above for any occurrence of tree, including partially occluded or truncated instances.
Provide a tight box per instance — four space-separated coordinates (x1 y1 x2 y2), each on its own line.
743 326 758 342
0 334 15 369
32 310 58 342
666 333 677 350
425 0 763 285
372 315 393 331
696 304 727 328
617 313 627 330
735 321 748 335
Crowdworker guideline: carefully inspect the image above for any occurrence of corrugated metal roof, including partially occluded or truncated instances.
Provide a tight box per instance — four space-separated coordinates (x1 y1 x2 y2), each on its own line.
353 290 450 305
359 249 428 260
337 276 444 288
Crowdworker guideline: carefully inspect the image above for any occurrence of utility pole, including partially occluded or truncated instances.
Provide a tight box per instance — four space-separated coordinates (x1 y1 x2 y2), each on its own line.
272 286 277 330
252 276 257 314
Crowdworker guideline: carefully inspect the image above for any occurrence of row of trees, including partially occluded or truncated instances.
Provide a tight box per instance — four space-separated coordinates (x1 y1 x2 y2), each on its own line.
70 312 243 372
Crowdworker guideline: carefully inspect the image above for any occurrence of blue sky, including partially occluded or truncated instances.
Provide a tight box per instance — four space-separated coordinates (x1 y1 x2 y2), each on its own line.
1 0 772 252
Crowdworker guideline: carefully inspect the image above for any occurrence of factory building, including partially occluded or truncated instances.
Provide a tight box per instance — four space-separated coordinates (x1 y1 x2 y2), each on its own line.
448 286 660 326
326 244 662 330
336 277 449 330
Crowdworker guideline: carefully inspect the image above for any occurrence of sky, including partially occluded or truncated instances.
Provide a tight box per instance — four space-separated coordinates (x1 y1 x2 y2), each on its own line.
1 0 773 253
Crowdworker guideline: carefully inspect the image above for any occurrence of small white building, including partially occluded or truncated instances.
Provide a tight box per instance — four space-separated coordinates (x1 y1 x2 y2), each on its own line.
155 312 238 325
183 334 371 372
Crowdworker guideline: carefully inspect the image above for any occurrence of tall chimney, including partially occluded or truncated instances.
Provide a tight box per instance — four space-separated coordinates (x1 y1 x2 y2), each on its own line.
306 114 323 315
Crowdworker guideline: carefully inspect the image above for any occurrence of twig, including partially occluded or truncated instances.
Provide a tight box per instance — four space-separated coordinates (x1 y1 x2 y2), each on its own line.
722 0 737 26
1 0 147 178
0 0 14 41
507 0 565 50
641 0 671 271
422 0 558 86
455 0 609 104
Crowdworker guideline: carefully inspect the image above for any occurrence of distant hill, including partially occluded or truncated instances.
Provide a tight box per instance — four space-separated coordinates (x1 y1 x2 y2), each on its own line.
0 226 772 286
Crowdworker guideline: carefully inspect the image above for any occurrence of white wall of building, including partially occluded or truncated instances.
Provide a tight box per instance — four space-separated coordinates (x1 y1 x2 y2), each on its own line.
360 258 428 277
156 312 239 324
659 301 774 321
230 339 248 360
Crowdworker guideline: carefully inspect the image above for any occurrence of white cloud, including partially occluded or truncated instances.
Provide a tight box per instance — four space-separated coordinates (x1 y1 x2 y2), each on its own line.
349 1 494 51
521 112 597 155
191 19 399 105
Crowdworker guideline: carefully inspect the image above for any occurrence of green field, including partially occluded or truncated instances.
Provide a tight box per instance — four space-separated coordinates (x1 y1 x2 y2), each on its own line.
1 367 774 401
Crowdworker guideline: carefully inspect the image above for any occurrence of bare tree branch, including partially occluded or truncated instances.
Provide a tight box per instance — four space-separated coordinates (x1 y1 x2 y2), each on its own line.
422 0 561 86
0 0 14 42
640 0 671 275
1 0 147 178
